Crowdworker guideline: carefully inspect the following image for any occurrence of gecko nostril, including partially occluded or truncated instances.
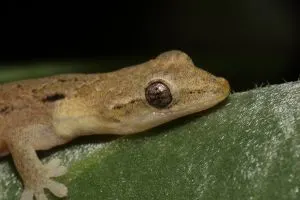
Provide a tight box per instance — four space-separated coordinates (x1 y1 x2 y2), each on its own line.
218 77 229 85
217 77 231 94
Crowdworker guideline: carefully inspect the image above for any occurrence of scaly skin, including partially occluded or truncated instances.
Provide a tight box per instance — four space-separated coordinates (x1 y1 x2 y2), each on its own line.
0 50 230 200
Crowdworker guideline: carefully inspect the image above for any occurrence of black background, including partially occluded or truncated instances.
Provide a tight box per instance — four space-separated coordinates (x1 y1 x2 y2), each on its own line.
0 0 299 92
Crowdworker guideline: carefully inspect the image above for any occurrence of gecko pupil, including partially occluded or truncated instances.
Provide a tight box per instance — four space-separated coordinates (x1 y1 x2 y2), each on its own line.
145 81 172 109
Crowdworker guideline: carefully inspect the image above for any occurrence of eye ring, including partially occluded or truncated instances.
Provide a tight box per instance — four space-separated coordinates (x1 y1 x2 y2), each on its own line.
145 81 172 109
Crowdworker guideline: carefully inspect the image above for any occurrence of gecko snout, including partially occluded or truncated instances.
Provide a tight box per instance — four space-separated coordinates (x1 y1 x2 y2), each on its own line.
217 77 231 96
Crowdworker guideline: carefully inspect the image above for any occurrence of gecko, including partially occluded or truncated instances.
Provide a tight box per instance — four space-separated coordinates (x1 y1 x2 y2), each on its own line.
0 50 230 200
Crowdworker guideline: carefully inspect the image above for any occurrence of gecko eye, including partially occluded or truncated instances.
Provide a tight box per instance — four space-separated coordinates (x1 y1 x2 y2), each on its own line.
145 81 172 109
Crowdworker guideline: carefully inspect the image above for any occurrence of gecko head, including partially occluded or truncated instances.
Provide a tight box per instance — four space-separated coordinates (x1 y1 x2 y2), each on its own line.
100 50 230 135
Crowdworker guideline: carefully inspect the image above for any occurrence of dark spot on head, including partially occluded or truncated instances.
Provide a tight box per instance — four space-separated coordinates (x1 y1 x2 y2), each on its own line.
74 78 78 81
32 89 37 93
58 79 66 82
188 89 205 95
42 93 65 102
112 99 140 110
17 84 22 89
113 104 123 110
0 106 12 114
0 106 9 113
129 100 138 104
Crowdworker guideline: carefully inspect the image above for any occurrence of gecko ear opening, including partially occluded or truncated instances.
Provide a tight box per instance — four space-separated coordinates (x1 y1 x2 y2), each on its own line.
145 81 173 109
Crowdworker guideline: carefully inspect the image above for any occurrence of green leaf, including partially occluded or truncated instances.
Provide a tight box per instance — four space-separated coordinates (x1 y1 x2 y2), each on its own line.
1 81 299 200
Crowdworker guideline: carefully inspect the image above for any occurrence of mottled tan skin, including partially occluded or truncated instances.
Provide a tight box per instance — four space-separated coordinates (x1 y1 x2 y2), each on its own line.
0 50 230 200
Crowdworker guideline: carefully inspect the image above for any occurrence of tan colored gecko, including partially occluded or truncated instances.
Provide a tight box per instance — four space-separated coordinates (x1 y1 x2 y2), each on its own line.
0 50 230 200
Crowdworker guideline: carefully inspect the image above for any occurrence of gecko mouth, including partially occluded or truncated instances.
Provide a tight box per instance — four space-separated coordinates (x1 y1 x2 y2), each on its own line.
165 77 230 117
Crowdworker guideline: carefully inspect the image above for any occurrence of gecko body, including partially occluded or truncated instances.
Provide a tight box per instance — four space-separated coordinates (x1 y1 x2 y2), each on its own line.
0 50 230 200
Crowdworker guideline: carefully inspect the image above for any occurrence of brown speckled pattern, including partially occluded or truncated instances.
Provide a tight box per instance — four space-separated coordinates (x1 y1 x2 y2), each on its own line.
0 50 230 200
